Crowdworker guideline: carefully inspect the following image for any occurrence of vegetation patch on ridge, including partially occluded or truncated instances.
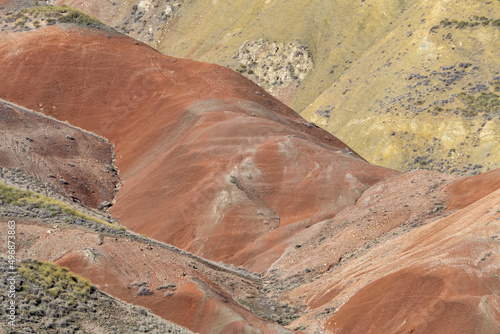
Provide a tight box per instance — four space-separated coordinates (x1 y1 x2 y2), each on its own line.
2 3 106 31
19 260 94 300
457 92 500 117
0 181 118 229
439 15 500 29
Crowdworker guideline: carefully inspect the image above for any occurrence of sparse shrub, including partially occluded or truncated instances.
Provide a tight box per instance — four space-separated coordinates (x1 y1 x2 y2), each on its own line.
16 18 26 27
494 81 500 92
58 8 104 28
48 286 63 297
316 108 332 118
20 260 94 300
440 18 453 27
441 17 494 29
458 91 500 116
454 20 468 29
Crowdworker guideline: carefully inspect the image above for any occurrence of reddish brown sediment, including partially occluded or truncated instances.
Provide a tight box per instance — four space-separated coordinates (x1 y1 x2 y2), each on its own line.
284 185 500 332
0 25 396 266
1 221 292 333
447 169 500 211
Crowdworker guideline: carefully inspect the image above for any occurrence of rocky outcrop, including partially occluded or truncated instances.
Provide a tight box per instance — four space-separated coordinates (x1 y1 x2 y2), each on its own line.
237 39 313 103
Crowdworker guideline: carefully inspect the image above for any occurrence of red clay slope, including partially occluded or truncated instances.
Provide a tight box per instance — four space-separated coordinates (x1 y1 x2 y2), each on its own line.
0 100 119 208
321 187 500 334
2 221 292 333
447 168 500 211
260 170 500 333
229 167 499 332
0 25 398 266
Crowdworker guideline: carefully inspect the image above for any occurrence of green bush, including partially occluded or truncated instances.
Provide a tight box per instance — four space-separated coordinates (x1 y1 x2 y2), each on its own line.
19 261 94 300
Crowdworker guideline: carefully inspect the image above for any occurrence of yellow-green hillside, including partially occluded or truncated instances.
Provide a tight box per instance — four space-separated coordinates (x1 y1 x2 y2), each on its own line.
302 0 500 174
157 0 407 110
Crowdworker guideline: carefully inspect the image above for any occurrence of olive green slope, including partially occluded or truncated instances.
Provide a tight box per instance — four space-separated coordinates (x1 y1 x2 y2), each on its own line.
156 0 407 109
302 0 500 175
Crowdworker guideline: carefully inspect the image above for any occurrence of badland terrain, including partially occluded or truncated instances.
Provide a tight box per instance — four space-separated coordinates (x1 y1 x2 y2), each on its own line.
0 0 499 333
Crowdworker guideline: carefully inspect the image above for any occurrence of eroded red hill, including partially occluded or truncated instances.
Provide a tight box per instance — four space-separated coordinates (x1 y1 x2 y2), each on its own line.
262 172 500 332
322 187 500 333
0 25 397 266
